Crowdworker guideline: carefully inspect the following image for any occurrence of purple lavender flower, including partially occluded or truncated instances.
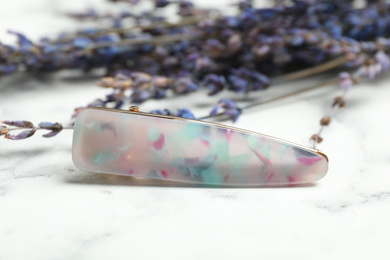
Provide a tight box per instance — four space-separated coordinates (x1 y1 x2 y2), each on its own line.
38 122 62 130
153 89 167 99
202 74 226 95
72 99 105 119
4 130 36 140
154 0 170 8
37 122 63 138
176 108 195 119
108 0 140 4
153 76 173 89
1 120 33 128
42 130 61 138
0 64 17 76
227 34 242 53
365 64 382 79
217 16 238 29
204 39 225 58
375 51 390 71
178 0 194 16
289 32 305 46
228 75 248 93
237 8 258 29
173 77 198 94
114 98 125 109
228 68 270 93
198 18 215 33
7 31 32 46
131 90 152 103
149 109 169 116
130 72 152 86
1 119 67 140
67 8 98 20
210 99 241 122
238 1 252 11
72 37 93 48
252 44 270 58
194 56 214 73
338 72 353 90
150 108 195 119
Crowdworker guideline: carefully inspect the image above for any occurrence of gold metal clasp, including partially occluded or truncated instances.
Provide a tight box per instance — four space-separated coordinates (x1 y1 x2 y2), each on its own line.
129 106 139 112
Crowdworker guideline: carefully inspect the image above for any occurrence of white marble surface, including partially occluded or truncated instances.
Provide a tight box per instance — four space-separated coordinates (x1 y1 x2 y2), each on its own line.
1 1 390 259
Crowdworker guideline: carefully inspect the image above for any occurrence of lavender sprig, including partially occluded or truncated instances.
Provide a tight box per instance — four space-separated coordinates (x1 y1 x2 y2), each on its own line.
0 121 72 140
150 108 195 119
311 50 390 148
3 0 390 147
209 99 242 123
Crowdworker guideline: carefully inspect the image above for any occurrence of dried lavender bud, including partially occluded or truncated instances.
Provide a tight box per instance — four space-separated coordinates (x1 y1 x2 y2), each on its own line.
178 1 195 17
173 77 198 94
96 77 114 88
352 76 360 84
7 31 32 47
310 134 323 144
96 75 133 89
194 56 215 74
204 39 225 59
238 1 252 11
154 0 170 8
202 74 226 95
149 109 172 116
0 127 10 136
332 96 345 108
2 120 34 128
0 64 17 76
339 72 353 90
176 108 195 119
131 90 152 103
150 108 195 119
365 63 382 79
375 51 390 70
228 68 270 93
38 122 63 131
227 34 242 53
5 130 36 140
228 74 247 93
66 8 98 20
42 130 62 138
320 116 331 126
72 99 105 118
131 72 152 86
252 44 270 58
210 99 241 122
153 76 173 89
108 0 140 4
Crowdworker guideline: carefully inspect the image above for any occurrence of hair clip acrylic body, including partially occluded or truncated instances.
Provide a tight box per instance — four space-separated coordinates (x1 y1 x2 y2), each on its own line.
72 107 329 187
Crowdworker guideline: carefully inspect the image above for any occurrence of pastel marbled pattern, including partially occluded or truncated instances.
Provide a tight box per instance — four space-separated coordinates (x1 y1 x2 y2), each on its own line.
72 108 328 186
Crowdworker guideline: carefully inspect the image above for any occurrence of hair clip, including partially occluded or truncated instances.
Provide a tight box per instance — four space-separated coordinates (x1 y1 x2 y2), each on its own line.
72 106 328 187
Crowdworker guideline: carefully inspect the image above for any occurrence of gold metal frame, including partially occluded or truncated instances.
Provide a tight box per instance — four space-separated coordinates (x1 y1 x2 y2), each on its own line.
93 107 329 163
